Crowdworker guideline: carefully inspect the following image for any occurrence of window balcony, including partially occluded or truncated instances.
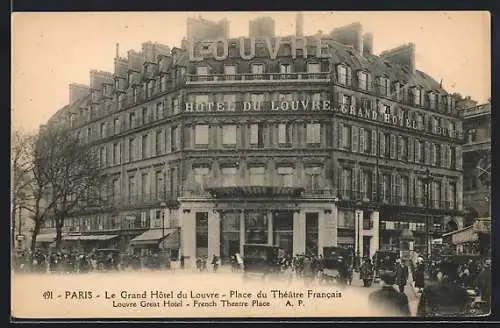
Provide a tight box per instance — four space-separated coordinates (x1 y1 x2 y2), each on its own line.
185 72 331 84
98 192 178 210
338 190 371 202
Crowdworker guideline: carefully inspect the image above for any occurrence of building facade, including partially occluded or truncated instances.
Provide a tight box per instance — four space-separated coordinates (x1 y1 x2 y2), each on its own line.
38 18 465 264
461 102 491 224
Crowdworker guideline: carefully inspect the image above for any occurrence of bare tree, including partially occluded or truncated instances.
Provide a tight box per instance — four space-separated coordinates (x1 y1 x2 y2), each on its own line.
11 131 35 249
21 125 104 254
32 125 104 252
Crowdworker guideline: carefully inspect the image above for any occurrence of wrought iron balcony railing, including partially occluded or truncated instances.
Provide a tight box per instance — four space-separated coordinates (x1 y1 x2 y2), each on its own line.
337 190 458 210
185 72 331 83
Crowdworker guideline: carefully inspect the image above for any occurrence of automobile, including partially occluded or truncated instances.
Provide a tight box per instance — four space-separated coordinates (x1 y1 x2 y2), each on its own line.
319 247 354 286
242 244 282 280
373 250 399 282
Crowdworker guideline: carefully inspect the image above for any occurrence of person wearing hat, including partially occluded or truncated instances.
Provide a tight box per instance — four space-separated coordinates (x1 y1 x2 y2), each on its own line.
474 259 491 308
416 259 470 316
368 270 411 316
395 260 410 293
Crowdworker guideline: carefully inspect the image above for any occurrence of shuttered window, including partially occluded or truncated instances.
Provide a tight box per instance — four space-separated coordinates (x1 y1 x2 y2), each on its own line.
371 130 377 156
379 132 386 157
390 134 396 159
395 175 401 204
359 128 365 153
351 126 359 152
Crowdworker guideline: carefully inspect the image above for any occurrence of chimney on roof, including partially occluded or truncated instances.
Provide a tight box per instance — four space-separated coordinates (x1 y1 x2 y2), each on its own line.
380 43 416 74
362 33 373 56
116 43 120 58
89 70 114 90
329 22 364 55
296 12 304 37
69 83 90 105
249 16 276 37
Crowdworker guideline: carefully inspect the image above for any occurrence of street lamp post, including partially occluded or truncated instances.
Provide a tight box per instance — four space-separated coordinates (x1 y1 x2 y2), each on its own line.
160 201 167 249
422 168 433 260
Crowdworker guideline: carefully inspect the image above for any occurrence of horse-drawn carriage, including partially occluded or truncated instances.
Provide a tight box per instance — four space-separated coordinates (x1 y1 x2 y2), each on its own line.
242 244 282 280
319 247 354 286
373 250 399 282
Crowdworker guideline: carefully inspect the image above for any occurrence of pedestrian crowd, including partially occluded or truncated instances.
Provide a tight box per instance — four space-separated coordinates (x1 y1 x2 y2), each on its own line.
367 255 491 317
13 248 176 273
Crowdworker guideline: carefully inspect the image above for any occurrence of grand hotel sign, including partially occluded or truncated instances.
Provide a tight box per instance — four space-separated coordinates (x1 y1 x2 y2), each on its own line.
184 100 457 138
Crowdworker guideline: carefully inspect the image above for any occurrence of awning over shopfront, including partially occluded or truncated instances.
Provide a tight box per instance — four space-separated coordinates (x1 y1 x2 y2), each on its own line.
473 217 491 234
35 233 57 243
443 226 478 244
62 234 119 242
337 236 355 245
206 186 304 198
129 229 179 248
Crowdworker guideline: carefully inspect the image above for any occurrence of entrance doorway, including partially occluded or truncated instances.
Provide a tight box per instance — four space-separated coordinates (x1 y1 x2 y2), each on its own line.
363 236 371 258
220 212 240 262
273 211 293 257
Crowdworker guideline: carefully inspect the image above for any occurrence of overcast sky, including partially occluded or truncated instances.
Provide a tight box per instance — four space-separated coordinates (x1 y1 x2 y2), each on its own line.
12 11 490 133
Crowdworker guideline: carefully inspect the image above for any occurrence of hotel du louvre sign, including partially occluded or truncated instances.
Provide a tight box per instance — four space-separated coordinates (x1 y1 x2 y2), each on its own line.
184 100 455 137
188 36 330 62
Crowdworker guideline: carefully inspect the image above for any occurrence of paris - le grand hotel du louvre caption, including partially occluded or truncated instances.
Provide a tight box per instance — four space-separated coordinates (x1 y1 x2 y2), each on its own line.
38 16 464 265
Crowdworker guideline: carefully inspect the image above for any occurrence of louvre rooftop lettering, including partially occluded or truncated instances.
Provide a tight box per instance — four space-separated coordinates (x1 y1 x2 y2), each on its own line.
188 36 330 62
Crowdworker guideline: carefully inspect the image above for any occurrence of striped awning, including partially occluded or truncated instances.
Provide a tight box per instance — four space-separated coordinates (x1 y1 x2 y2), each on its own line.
62 234 119 241
129 229 179 248
35 233 57 243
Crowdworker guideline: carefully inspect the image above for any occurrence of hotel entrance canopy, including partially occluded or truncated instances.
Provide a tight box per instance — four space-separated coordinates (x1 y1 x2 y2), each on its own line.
62 234 119 241
35 233 58 243
206 186 305 198
129 229 179 248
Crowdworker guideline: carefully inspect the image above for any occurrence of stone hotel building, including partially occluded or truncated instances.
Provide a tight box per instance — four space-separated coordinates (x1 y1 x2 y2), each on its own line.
38 16 465 264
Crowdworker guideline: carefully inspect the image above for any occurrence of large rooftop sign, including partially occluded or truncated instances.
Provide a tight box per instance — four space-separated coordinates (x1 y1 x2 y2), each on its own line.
188 37 331 62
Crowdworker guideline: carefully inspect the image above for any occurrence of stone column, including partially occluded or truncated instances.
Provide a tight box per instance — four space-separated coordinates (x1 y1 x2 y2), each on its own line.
181 208 196 266
355 210 363 257
331 204 338 247
318 210 325 255
267 211 273 245
239 210 245 256
293 211 306 255
370 210 380 258
208 210 220 258
457 176 463 211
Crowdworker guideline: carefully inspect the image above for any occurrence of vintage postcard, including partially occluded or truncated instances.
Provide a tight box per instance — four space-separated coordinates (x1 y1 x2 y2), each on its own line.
11 11 491 319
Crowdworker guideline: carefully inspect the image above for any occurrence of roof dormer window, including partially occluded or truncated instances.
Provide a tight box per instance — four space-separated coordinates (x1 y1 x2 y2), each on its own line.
337 64 351 86
307 62 320 74
413 87 422 107
196 66 209 76
337 65 347 85
280 63 292 74
357 71 369 91
379 76 391 97
251 63 265 75
429 92 437 110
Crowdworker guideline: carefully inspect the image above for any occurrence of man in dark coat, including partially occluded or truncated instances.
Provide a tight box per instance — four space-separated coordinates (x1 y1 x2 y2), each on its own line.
475 259 491 307
395 260 410 293
368 271 411 316
417 260 470 317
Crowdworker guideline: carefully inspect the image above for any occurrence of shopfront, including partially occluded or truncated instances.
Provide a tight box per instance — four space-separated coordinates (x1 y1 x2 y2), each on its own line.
179 186 339 265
